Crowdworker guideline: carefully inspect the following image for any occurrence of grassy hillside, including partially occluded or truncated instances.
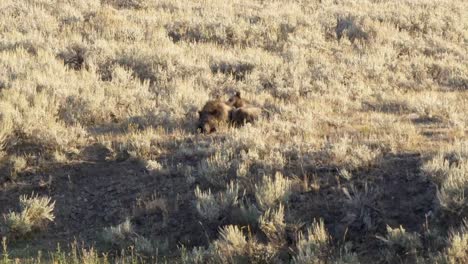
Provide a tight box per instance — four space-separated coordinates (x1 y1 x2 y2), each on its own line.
0 0 467 263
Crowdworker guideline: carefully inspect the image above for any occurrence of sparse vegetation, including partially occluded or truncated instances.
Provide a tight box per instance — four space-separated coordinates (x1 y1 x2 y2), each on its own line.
2 193 55 239
377 225 422 263
101 219 159 256
0 0 467 263
195 181 240 221
423 141 468 226
293 219 331 264
255 172 291 211
436 220 468 264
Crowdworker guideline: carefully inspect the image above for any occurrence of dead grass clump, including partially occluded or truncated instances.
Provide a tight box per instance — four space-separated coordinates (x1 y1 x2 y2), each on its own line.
406 93 468 128
197 149 235 188
102 0 149 10
255 172 291 211
259 204 287 251
428 61 468 90
5 155 27 181
112 44 199 87
376 225 422 263
0 39 44 56
432 159 468 222
361 99 410 114
293 219 331 264
113 53 158 84
423 141 468 224
237 200 262 226
436 220 468 264
83 6 124 38
210 60 255 81
215 225 250 261
323 136 381 170
57 66 155 128
373 2 465 41
342 184 379 233
336 15 375 45
165 20 231 45
0 2 59 35
3 193 55 239
58 95 95 126
189 225 275 263
58 43 88 70
101 219 159 256
0 117 12 149
216 225 275 263
0 86 89 155
108 128 160 159
194 182 240 222
166 17 296 51
102 219 134 249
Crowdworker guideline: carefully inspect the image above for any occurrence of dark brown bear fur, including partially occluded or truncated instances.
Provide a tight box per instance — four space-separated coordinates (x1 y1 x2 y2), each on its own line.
197 100 232 133
229 106 262 127
198 92 265 133
226 91 248 108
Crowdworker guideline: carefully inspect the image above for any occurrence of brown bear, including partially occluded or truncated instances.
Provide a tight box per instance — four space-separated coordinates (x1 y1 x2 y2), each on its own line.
227 91 266 126
197 99 232 133
226 91 248 108
198 92 267 133
229 106 262 127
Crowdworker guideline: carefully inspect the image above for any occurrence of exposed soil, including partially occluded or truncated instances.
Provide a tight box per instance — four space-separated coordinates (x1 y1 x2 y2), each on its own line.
289 152 437 260
1 136 437 262
0 144 206 257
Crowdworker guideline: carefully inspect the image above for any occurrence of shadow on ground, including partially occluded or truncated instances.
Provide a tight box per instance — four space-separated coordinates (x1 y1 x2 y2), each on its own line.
289 152 437 259
86 112 199 136
0 141 437 261
0 146 205 258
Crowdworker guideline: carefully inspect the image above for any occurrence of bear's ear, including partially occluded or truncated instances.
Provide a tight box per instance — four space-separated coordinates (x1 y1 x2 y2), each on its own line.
236 91 241 98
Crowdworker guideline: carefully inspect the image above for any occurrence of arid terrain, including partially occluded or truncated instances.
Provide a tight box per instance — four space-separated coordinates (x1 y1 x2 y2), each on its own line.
0 0 467 263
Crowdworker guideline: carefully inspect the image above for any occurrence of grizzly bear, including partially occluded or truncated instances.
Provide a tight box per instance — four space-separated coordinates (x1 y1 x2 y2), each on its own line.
198 92 267 133
226 91 248 108
229 106 262 127
197 99 232 133
226 91 265 126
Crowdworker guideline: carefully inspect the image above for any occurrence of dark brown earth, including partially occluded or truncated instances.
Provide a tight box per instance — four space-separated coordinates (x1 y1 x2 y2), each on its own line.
1 137 437 262
289 152 436 261
0 142 207 258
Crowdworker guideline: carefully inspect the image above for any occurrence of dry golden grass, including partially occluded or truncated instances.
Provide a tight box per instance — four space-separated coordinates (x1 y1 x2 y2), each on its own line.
0 0 467 263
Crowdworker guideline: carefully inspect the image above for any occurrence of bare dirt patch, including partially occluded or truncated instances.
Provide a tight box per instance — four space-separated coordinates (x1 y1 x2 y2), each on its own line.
289 153 436 260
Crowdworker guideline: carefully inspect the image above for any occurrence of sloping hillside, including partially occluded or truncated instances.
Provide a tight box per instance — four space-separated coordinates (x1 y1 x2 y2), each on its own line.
0 0 467 263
